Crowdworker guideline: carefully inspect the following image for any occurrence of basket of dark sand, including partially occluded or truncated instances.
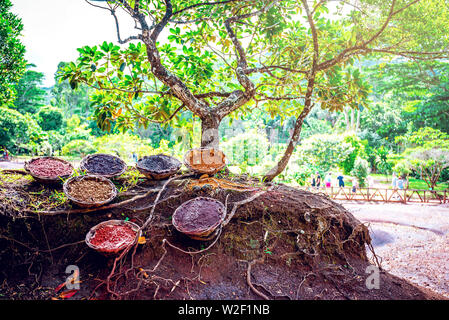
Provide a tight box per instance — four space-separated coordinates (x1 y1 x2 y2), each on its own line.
136 154 182 180
85 220 141 256
80 153 127 178
24 156 73 184
172 197 226 241
63 175 117 208
183 148 227 175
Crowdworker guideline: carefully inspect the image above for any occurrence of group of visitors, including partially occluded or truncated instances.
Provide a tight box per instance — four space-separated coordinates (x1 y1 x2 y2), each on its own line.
309 171 408 192
310 172 347 189
391 172 408 190
0 146 10 161
309 172 375 193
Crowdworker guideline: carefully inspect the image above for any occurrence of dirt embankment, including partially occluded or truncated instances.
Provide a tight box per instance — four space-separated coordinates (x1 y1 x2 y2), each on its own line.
0 170 445 300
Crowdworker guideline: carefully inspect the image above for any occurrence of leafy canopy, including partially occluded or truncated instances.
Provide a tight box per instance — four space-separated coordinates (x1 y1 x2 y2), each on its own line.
0 0 26 104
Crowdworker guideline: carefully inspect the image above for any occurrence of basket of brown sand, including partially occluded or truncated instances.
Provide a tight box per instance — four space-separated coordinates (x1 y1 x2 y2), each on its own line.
183 148 227 175
63 175 117 208
80 153 127 179
136 154 181 180
172 197 226 241
85 220 142 257
24 157 73 184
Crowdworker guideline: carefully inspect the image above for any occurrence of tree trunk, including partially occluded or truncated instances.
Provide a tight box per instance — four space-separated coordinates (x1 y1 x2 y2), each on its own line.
356 108 361 132
263 76 316 182
344 108 350 131
263 114 306 182
200 112 221 149
350 108 355 130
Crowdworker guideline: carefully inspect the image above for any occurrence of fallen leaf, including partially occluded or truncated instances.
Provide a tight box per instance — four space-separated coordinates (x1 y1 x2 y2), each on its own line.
138 236 146 244
59 289 79 299
54 282 66 293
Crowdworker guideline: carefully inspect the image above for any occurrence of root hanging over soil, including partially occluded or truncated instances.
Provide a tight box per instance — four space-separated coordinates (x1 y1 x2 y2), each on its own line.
0 169 445 300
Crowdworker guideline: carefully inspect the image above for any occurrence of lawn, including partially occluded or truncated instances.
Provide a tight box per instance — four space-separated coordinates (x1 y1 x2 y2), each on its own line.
372 174 449 191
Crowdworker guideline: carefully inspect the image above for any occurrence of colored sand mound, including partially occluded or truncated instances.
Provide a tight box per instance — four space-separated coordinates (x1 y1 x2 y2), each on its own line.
173 198 224 232
27 158 72 178
138 155 180 172
66 178 114 203
82 154 125 176
90 224 137 252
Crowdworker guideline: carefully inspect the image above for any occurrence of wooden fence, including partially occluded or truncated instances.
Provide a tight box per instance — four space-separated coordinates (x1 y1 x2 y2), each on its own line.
297 186 448 204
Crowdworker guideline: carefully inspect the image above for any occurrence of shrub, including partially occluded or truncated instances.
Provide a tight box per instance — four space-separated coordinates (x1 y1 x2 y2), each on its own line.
61 139 96 157
341 134 366 174
392 159 411 178
93 133 154 162
295 133 366 174
222 129 269 167
351 158 370 187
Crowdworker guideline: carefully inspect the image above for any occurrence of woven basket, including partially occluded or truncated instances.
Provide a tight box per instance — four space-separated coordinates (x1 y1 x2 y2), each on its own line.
172 197 226 241
136 154 181 180
85 220 142 257
183 148 227 175
63 175 117 208
24 156 73 184
80 153 127 179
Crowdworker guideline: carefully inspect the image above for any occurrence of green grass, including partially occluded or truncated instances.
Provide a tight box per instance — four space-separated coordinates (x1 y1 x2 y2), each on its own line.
371 174 449 191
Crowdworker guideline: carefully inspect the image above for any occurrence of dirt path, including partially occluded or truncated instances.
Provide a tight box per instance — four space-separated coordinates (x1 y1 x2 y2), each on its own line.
341 201 449 298
0 161 24 170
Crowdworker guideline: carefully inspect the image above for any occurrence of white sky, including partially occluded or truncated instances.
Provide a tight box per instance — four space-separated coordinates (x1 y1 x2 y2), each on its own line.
11 0 136 87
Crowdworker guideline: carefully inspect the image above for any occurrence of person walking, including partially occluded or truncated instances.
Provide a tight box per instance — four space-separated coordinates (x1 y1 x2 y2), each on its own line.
337 173 345 188
325 172 332 188
391 172 398 190
352 177 358 194
315 172 321 189
310 174 316 191
367 175 374 188
397 176 405 190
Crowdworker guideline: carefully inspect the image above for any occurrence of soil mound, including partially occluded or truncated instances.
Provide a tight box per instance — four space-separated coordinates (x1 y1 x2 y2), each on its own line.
0 171 445 300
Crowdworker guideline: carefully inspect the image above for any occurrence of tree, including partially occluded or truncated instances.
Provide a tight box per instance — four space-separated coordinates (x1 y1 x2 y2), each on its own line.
0 106 43 153
51 62 92 118
62 2 369 150
364 60 449 134
12 64 47 113
409 148 449 190
0 0 26 104
63 0 449 182
395 127 449 150
37 105 64 131
394 128 449 189
295 133 364 174
0 106 27 151
351 158 370 188
264 0 449 181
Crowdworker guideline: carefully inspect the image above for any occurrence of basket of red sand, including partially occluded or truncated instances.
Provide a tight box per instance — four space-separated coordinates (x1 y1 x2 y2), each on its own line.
136 154 181 180
80 153 127 178
183 148 227 175
63 175 117 208
85 220 141 256
24 157 73 183
172 197 226 241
